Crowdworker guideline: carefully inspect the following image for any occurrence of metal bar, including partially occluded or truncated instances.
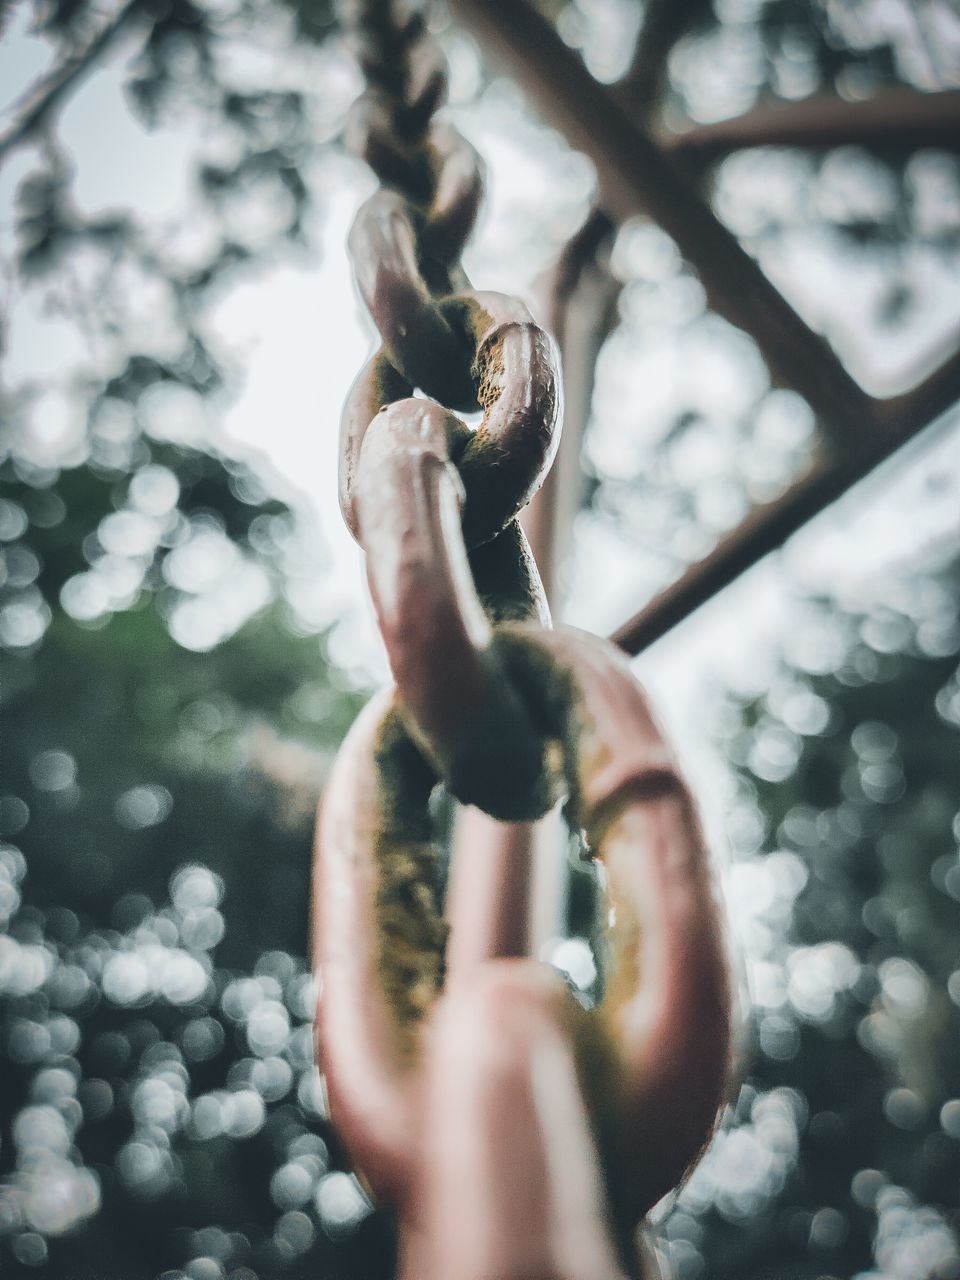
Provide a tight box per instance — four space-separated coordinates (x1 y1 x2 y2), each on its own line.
877 338 960 435
451 0 960 655
525 208 618 604
449 0 878 454
609 343 960 655
615 0 704 122
609 454 847 655
522 212 623 958
655 87 960 166
444 810 537 977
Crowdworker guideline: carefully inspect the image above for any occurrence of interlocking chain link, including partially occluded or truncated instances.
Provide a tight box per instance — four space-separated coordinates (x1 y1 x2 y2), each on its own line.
314 5 734 1277
337 0 566 817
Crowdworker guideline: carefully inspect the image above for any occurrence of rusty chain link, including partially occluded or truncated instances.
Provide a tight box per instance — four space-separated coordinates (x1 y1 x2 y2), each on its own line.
314 4 734 1277
336 0 564 817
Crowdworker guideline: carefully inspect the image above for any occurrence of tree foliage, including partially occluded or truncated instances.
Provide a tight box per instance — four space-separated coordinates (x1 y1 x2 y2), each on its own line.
0 435 386 1277
673 551 960 1280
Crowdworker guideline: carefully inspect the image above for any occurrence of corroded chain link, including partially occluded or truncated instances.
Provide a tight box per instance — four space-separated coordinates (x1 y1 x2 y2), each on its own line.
337 0 563 817
314 5 734 1277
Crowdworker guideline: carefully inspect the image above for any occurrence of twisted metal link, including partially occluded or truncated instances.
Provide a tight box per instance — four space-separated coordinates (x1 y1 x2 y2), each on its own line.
337 0 565 809
355 395 554 816
341 288 562 550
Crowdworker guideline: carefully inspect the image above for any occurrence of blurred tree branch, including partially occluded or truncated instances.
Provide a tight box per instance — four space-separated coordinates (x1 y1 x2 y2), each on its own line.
0 0 145 167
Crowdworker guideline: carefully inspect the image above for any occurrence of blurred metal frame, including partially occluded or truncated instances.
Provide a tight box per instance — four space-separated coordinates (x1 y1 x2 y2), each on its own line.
451 0 960 655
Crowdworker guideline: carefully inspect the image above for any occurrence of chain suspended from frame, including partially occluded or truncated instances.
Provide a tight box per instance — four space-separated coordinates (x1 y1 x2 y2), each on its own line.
312 4 735 1278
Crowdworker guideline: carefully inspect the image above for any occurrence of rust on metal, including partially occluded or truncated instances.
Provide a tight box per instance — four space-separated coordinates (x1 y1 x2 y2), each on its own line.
348 189 477 407
339 289 563 552
453 290 564 547
370 705 448 1057
315 621 734 1274
354 396 557 819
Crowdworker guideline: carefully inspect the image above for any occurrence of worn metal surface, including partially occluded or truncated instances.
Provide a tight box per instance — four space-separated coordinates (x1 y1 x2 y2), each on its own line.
354 396 554 818
313 3 735 1277
343 288 563 553
314 628 733 1276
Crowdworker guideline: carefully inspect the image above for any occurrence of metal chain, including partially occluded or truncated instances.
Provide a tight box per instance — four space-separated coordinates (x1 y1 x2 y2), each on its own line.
337 0 566 818
314 4 734 1277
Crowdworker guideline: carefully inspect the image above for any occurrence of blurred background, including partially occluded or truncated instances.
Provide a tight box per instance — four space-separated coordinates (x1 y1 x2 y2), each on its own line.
1 0 959 1277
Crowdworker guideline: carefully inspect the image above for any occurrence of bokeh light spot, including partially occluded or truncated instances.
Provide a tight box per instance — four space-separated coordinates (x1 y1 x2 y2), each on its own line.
114 784 173 829
315 1171 371 1239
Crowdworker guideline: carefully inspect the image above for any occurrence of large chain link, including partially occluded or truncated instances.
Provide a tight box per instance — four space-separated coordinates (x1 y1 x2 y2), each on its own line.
314 4 734 1277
